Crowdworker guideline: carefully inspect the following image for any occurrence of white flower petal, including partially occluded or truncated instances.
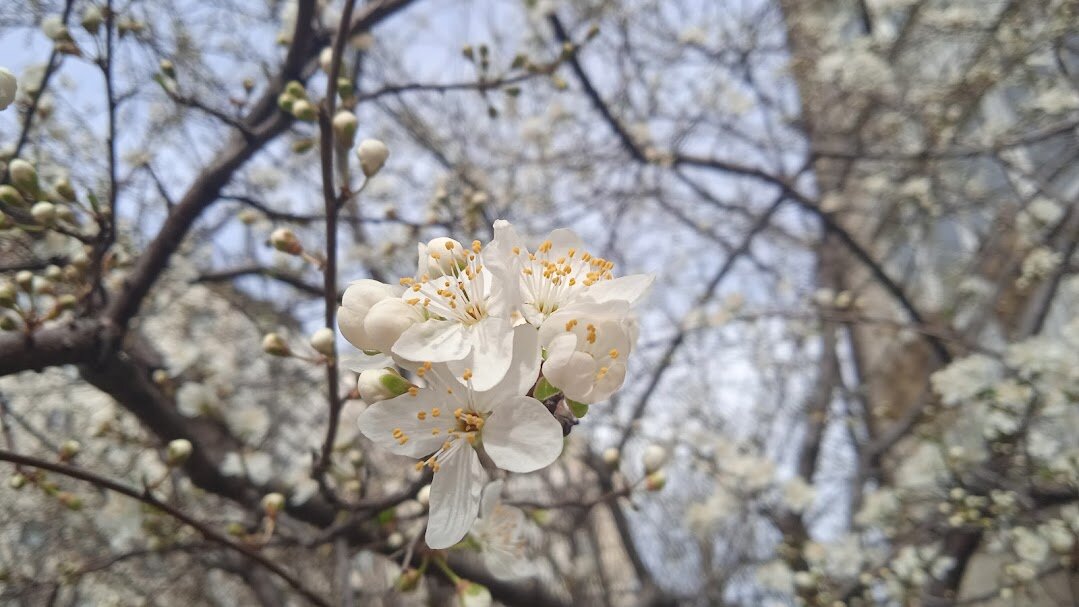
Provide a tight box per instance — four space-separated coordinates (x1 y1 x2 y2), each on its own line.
477 323 541 402
426 446 486 549
447 316 515 391
483 396 564 473
542 335 598 403
478 479 504 519
393 319 470 363
583 273 654 305
357 391 449 458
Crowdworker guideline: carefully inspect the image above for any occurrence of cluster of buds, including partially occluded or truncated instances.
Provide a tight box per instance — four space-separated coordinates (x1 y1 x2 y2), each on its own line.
277 80 316 122
642 445 668 492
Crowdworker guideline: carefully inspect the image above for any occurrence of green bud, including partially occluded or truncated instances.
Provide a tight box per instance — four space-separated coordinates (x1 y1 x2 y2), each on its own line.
0 283 15 308
54 177 76 202
277 93 294 113
395 568 422 592
56 294 77 310
9 159 41 197
332 111 358 146
290 99 317 122
9 473 27 489
0 315 16 331
31 201 56 224
159 59 176 79
0 184 24 207
285 80 306 99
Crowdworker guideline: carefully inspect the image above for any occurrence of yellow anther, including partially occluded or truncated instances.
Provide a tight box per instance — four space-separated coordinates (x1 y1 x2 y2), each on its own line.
407 297 420 305
568 247 576 257
430 251 442 260
431 428 440 435
432 407 441 417
397 436 409 445
454 407 464 418
586 324 597 344
512 246 521 255
565 319 579 331
417 411 427 421
445 241 456 251
408 386 419 396
462 369 473 381
411 284 421 292
392 428 403 438
609 349 620 359
597 367 609 379
400 277 414 285
415 461 425 471
472 240 482 253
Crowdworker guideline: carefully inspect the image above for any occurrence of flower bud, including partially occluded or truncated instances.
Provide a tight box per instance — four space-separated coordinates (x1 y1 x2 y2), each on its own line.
645 470 666 492
456 580 492 607
309 327 336 356
642 444 667 474
51 176 75 201
166 439 193 466
159 59 176 79
337 279 400 351
59 440 80 460
42 15 70 42
277 92 294 113
15 271 32 292
332 110 358 146
55 205 75 224
71 250 92 270
261 492 285 516
9 159 40 196
9 473 27 489
357 139 389 177
386 531 404 549
0 283 15 308
31 201 56 224
56 294 77 310
290 99 317 122
395 568 422 592
357 367 411 403
0 315 15 331
0 184 24 207
261 332 291 357
57 491 83 510
347 449 364 467
269 228 302 255
319 47 335 73
363 298 423 353
44 264 62 281
81 5 104 34
0 67 16 111
285 81 306 98
416 484 431 507
602 447 620 466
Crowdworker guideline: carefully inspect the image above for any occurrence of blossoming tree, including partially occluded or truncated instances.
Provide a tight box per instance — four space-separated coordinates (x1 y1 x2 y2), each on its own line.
1 0 1077 606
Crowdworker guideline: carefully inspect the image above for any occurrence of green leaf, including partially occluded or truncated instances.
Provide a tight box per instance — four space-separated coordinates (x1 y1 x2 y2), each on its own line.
567 400 589 418
533 377 560 401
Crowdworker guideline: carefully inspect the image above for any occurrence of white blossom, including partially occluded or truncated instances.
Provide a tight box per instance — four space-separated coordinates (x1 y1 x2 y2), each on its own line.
468 480 534 579
358 325 563 548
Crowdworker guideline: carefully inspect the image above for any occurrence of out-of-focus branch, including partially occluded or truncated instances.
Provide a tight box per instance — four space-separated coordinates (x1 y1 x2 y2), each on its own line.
193 265 326 298
0 448 331 607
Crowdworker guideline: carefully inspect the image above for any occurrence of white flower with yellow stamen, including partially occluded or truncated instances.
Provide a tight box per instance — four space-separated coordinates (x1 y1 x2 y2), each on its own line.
487 220 653 326
358 325 562 549
390 237 519 391
538 301 637 404
469 480 535 580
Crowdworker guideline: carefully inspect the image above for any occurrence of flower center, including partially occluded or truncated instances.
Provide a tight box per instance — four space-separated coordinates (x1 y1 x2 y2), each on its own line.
401 240 490 325
516 240 614 316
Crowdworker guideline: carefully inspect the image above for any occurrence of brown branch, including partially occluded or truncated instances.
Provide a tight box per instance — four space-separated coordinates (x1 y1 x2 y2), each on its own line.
0 448 331 607
193 265 326 298
311 0 357 508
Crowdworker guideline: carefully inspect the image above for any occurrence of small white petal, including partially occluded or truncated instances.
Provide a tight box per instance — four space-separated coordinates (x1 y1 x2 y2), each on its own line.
426 446 486 549
484 396 563 473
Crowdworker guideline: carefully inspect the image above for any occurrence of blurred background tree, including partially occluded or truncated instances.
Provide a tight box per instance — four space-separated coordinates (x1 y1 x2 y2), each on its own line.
0 0 1076 605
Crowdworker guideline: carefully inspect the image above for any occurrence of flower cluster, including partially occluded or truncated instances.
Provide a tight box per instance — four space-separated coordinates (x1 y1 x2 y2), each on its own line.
339 220 652 549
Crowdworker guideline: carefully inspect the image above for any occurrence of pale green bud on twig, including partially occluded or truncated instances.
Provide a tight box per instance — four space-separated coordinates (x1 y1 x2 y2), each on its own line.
166 439 193 466
309 327 335 356
261 332 291 357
